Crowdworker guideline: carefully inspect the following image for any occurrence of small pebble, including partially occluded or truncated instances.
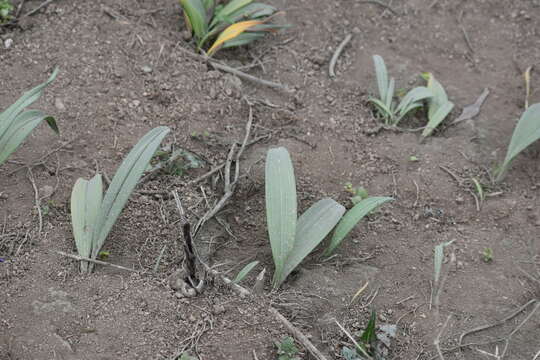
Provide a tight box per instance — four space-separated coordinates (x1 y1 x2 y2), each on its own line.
212 304 226 315
141 65 152 74
4 38 13 49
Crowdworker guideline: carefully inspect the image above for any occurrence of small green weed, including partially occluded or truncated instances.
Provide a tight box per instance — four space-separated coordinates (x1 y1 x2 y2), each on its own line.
368 55 433 127
0 0 13 23
275 336 300 360
179 0 287 56
482 247 493 263
369 56 453 138
340 309 377 360
345 183 369 205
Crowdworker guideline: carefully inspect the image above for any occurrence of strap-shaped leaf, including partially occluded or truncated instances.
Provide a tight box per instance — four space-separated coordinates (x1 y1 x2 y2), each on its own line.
0 67 58 135
232 260 259 284
71 174 103 273
422 101 454 138
0 110 56 165
207 20 262 56
421 73 454 138
368 97 393 120
396 86 433 117
93 126 170 257
210 0 252 27
323 197 393 257
277 198 345 287
373 55 389 104
179 0 208 40
265 147 297 288
497 103 540 181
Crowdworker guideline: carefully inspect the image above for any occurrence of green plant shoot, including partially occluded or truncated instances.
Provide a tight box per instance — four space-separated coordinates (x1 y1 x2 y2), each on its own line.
368 55 433 126
179 0 287 56
0 68 59 166
70 127 170 272
265 147 392 288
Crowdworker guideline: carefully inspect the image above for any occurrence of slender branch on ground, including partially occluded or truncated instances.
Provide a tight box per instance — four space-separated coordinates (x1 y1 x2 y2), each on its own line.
55 251 138 272
176 46 291 91
358 0 399 15
24 0 54 17
434 314 452 360
329 34 352 78
193 104 253 238
26 168 42 237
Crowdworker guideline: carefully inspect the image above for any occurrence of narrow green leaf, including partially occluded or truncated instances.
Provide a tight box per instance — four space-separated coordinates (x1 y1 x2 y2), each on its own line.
421 73 454 138
277 198 345 287
0 110 55 165
70 174 103 273
216 0 252 18
421 101 454 138
265 147 297 288
434 240 454 285
497 103 540 181
368 97 393 120
179 0 208 40
323 197 393 257
44 116 59 134
360 309 377 345
385 77 395 110
93 127 170 258
373 55 389 104
232 260 259 284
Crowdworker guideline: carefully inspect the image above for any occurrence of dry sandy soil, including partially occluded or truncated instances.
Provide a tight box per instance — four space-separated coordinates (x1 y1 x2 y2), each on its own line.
1 0 539 359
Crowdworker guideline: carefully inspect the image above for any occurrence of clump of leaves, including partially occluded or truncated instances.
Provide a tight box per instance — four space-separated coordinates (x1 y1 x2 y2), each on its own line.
70 127 170 273
495 103 540 182
149 146 205 176
0 0 13 23
179 0 287 56
275 336 300 360
368 55 433 126
482 247 493 263
265 147 392 288
369 56 453 138
0 68 59 166
345 183 369 205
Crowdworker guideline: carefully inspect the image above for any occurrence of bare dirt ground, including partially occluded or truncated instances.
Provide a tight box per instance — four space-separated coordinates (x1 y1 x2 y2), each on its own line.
1 0 539 359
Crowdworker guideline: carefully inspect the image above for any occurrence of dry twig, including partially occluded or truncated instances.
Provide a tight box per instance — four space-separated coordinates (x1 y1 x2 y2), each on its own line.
55 250 138 273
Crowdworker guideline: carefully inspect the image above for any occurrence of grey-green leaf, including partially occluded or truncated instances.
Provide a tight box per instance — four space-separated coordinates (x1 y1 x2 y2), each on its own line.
323 197 393 257
497 103 540 181
434 240 454 285
421 101 454 138
71 174 103 273
232 260 259 284
0 110 55 165
373 55 389 104
93 126 170 258
396 86 433 117
0 67 58 135
277 198 345 287
265 147 297 288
